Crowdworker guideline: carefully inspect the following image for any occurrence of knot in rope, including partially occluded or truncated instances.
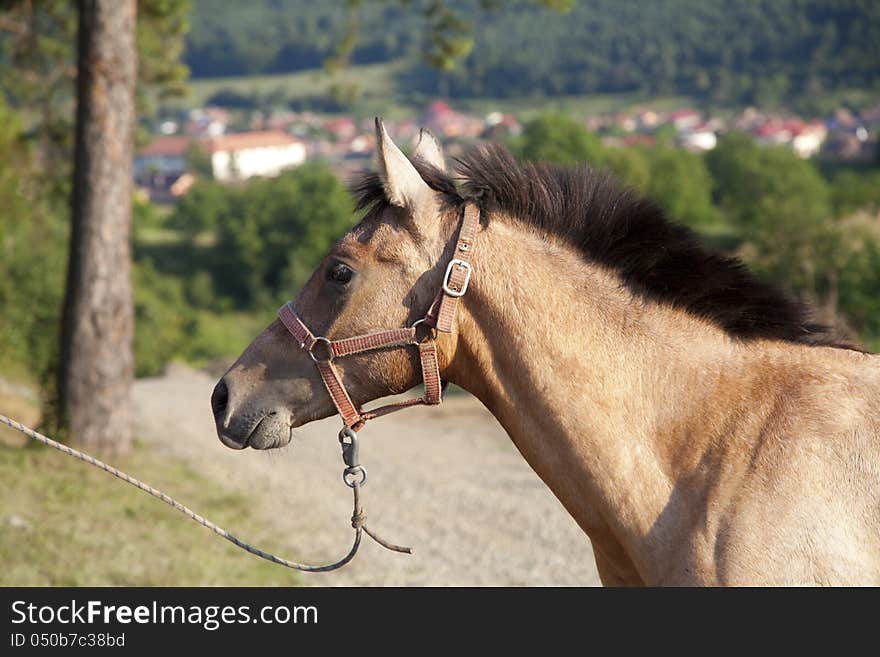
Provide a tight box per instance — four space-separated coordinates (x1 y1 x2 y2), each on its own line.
351 508 367 529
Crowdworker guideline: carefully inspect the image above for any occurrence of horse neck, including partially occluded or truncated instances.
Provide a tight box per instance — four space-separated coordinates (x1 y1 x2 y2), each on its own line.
440 215 740 583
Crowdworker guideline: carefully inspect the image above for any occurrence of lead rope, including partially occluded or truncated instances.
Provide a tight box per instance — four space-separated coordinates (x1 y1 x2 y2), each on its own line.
0 413 411 572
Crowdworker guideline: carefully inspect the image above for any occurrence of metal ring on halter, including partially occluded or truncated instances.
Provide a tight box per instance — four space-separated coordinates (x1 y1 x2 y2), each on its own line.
410 318 438 344
343 465 367 487
308 336 334 363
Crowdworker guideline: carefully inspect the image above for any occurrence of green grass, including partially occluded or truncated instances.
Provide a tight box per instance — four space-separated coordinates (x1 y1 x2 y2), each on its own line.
180 62 402 109
182 63 880 123
1 419 300 586
0 385 40 448
457 93 696 120
179 62 700 121
134 225 184 246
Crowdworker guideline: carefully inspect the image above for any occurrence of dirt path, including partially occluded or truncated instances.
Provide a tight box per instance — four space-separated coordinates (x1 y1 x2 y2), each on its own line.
133 365 599 586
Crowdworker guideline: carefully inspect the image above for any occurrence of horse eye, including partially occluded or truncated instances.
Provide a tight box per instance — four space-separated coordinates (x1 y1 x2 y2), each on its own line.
327 262 354 285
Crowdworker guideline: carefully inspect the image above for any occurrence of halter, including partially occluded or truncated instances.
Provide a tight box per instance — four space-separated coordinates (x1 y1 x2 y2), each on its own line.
278 202 480 433
0 202 481 574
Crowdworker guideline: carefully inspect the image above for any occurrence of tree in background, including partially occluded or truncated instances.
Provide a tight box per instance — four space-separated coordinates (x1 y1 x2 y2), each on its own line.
604 147 652 191
0 1 190 177
0 98 67 383
170 165 356 309
707 133 831 232
830 211 880 348
514 114 720 230
707 132 832 297
828 169 880 218
59 0 138 454
0 0 190 451
177 0 868 108
705 132 880 346
326 0 574 73
514 113 606 166
638 146 720 229
183 0 879 109
170 178 227 239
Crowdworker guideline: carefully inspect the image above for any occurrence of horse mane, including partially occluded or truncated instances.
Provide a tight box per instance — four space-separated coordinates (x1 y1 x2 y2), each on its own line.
352 142 852 349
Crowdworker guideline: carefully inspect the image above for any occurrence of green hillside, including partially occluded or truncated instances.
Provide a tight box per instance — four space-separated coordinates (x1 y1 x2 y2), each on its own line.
186 0 880 109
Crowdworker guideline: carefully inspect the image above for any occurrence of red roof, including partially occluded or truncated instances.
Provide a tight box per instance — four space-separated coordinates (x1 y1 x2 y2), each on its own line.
427 100 453 117
140 135 192 157
205 131 299 153
323 117 356 131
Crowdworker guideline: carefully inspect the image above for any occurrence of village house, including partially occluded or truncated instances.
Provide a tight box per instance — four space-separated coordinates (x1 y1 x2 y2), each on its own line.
134 135 194 201
135 130 306 201
750 117 828 158
135 135 190 183
791 120 828 158
423 100 485 139
679 126 718 152
206 131 306 181
610 112 637 133
636 108 660 130
323 117 358 142
667 108 701 132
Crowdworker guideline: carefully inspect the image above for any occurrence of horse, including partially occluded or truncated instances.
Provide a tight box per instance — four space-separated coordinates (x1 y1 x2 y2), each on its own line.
211 118 880 586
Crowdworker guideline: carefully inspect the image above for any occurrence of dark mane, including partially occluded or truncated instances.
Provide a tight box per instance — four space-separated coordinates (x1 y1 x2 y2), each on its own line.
352 143 851 349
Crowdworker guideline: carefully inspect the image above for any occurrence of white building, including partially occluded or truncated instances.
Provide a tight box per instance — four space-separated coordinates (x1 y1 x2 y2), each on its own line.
791 122 828 159
206 131 306 182
680 129 718 152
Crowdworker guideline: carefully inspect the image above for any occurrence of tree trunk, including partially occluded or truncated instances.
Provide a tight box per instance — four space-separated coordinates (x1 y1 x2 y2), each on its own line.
59 0 137 454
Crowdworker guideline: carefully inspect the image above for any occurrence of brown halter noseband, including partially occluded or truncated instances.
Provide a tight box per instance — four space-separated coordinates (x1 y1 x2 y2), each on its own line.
278 201 480 432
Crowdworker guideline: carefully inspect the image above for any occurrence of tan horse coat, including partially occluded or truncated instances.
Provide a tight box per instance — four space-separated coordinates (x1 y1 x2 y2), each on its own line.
442 216 880 585
215 122 880 585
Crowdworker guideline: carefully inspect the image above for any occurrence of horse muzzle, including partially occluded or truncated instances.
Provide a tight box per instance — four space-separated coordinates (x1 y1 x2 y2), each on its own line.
211 378 293 450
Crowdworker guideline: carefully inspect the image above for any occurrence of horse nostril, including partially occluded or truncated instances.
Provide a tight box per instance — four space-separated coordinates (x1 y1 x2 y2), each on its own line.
211 379 229 421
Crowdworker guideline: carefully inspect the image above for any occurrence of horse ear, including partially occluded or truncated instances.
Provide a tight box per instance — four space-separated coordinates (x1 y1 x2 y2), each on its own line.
412 128 445 172
375 117 432 209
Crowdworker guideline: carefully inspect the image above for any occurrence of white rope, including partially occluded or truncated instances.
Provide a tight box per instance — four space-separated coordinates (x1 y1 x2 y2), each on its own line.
0 412 372 572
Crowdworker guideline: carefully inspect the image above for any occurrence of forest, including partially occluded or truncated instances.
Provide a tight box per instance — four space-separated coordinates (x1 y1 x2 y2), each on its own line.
186 0 880 109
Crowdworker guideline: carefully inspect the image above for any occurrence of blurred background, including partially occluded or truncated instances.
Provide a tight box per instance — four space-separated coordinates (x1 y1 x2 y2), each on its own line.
1 0 878 586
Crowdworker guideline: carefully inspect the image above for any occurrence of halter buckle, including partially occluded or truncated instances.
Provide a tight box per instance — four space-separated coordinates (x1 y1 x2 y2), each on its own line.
442 259 472 298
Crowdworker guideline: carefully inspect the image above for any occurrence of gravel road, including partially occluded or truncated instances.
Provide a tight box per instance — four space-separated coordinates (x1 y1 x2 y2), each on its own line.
133 364 600 586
